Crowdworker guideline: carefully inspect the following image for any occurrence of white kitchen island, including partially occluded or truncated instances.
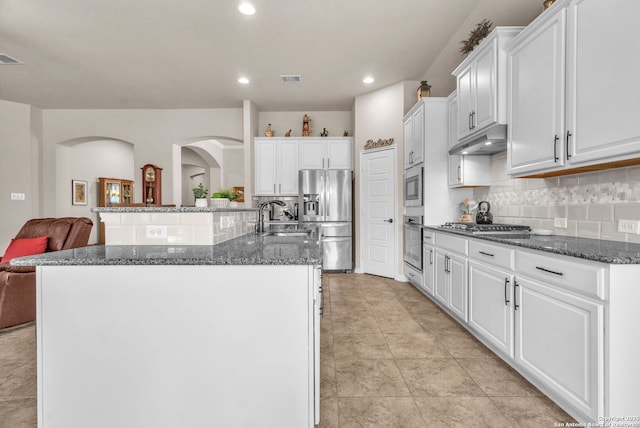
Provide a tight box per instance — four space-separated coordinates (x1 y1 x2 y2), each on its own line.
13 232 323 428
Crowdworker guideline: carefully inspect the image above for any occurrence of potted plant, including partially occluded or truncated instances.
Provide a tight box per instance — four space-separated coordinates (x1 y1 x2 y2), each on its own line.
211 188 238 208
192 183 209 207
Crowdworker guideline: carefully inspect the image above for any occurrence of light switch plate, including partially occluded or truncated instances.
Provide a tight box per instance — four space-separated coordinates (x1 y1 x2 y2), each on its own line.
11 193 25 200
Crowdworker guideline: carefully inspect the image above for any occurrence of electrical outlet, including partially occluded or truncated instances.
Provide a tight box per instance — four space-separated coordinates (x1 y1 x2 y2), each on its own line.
11 193 25 200
220 216 233 229
553 217 567 228
617 219 640 234
146 225 167 238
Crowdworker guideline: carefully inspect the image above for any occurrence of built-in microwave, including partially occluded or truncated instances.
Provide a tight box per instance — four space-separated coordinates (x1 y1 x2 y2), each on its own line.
404 164 423 207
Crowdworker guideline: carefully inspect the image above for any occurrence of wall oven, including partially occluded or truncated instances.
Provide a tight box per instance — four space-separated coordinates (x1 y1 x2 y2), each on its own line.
403 215 423 278
404 164 423 207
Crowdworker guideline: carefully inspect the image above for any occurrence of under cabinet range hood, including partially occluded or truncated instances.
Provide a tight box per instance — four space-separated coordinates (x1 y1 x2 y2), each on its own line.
448 124 507 155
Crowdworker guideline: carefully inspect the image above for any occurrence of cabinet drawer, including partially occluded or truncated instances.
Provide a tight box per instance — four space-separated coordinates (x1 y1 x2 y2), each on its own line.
516 250 606 300
436 233 467 255
423 230 435 244
469 240 515 271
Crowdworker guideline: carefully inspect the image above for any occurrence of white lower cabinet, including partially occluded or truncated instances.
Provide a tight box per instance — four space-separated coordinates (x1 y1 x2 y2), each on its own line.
514 276 603 422
415 232 638 423
468 261 514 358
433 233 468 322
422 231 435 295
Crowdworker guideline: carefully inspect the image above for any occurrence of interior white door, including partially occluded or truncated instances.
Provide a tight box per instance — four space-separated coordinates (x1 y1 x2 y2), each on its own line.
360 147 396 278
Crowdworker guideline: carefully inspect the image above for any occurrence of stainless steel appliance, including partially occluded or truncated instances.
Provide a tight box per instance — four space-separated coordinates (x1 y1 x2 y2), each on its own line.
439 222 531 236
299 169 352 271
404 164 423 207
404 215 423 286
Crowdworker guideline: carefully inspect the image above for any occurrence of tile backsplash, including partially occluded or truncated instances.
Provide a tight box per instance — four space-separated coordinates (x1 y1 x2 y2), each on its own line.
473 152 640 243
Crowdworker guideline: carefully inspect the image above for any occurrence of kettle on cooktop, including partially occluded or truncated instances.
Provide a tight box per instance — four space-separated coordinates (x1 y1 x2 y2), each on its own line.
475 201 494 224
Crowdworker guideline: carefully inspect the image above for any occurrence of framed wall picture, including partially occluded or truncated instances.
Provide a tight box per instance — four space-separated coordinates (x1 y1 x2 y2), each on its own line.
72 180 88 205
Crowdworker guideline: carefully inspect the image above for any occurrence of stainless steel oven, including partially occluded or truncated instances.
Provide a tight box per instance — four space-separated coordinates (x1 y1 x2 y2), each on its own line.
404 164 423 207
403 215 423 271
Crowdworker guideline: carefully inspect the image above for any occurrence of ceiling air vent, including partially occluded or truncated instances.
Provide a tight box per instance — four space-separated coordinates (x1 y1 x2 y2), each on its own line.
280 74 301 84
0 54 22 65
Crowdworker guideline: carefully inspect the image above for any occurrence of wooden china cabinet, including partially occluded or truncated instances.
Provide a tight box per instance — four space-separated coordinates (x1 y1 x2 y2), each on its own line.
97 177 134 244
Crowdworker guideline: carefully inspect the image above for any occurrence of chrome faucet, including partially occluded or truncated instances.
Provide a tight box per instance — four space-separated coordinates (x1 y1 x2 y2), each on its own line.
256 200 286 233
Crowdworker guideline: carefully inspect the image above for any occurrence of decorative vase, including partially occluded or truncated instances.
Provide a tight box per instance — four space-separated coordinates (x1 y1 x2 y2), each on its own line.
543 0 556 10
210 198 230 208
417 81 431 101
195 198 208 208
265 124 274 137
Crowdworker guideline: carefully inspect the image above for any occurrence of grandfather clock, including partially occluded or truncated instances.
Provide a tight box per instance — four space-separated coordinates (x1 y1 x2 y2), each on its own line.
141 164 162 205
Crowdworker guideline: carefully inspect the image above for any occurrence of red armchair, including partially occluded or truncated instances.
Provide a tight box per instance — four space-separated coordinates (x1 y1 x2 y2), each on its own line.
0 217 93 329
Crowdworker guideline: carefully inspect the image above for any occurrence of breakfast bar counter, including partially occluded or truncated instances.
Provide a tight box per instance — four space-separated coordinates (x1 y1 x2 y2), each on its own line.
13 229 323 428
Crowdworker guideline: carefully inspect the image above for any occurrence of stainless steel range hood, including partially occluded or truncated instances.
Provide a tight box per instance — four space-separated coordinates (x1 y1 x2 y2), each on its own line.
448 124 507 155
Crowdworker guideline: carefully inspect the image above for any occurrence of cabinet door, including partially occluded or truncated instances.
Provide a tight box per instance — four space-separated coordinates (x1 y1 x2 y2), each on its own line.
508 7 566 176
448 254 467 322
423 245 435 295
403 117 413 168
473 40 498 132
326 139 352 170
299 139 325 169
411 105 424 165
255 140 277 195
448 155 463 187
277 140 299 195
565 0 640 164
468 262 514 357
457 64 474 140
515 277 603 420
434 251 448 306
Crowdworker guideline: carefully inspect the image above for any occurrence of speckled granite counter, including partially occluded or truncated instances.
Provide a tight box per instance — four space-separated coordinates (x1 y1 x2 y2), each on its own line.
11 225 322 266
91 207 257 213
425 226 640 264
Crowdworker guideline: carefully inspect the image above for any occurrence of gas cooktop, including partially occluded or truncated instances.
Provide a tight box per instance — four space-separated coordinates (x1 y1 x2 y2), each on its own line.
439 222 531 235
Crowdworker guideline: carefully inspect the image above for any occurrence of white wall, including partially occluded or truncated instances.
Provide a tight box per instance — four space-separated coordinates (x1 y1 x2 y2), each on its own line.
41 108 243 215
354 82 411 277
0 100 41 249
258 111 352 139
56 139 135 243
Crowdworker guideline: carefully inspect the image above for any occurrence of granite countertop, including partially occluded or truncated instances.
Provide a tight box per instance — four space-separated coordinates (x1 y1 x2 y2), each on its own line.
11 224 322 267
425 226 640 264
91 207 257 213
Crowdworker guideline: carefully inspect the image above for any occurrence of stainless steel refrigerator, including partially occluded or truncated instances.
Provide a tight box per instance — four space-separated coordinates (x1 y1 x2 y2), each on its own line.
299 169 352 271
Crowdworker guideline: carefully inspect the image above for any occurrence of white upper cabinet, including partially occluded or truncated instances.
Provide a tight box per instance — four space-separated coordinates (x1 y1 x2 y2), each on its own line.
299 138 353 170
508 0 640 176
403 100 425 168
254 138 299 196
447 92 491 187
453 27 523 143
507 5 566 175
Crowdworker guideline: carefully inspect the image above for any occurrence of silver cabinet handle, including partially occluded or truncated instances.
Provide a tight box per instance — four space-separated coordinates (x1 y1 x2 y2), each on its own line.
478 251 494 257
273 183 276 194
535 266 563 276
457 165 461 181
279 183 281 193
469 112 472 130
327 158 330 169
429 249 433 265
322 158 325 169
566 130 572 160
553 134 559 162
514 281 519 310
504 278 510 306
472 111 476 129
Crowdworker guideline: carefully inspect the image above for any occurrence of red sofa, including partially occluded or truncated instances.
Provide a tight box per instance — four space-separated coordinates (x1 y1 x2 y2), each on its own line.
0 217 93 329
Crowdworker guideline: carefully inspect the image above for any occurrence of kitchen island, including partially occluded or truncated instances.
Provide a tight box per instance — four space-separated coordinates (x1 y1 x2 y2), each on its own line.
12 229 323 428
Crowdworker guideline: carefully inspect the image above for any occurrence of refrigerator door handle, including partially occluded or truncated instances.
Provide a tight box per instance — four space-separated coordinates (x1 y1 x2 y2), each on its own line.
325 172 330 219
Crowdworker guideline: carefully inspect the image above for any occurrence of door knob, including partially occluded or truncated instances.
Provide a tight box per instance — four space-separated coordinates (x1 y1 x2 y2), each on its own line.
384 218 393 223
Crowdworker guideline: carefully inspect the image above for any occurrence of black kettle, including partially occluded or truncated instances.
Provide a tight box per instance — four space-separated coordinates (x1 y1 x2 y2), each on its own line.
475 201 494 224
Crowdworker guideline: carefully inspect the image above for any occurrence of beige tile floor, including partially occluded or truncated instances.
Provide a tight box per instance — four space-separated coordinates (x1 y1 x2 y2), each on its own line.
0 273 575 427
318 273 576 428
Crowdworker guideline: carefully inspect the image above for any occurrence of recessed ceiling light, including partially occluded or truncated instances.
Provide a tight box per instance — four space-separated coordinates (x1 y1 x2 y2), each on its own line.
362 76 375 84
238 77 250 84
462 151 469 155
238 3 255 15
485 141 492 145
